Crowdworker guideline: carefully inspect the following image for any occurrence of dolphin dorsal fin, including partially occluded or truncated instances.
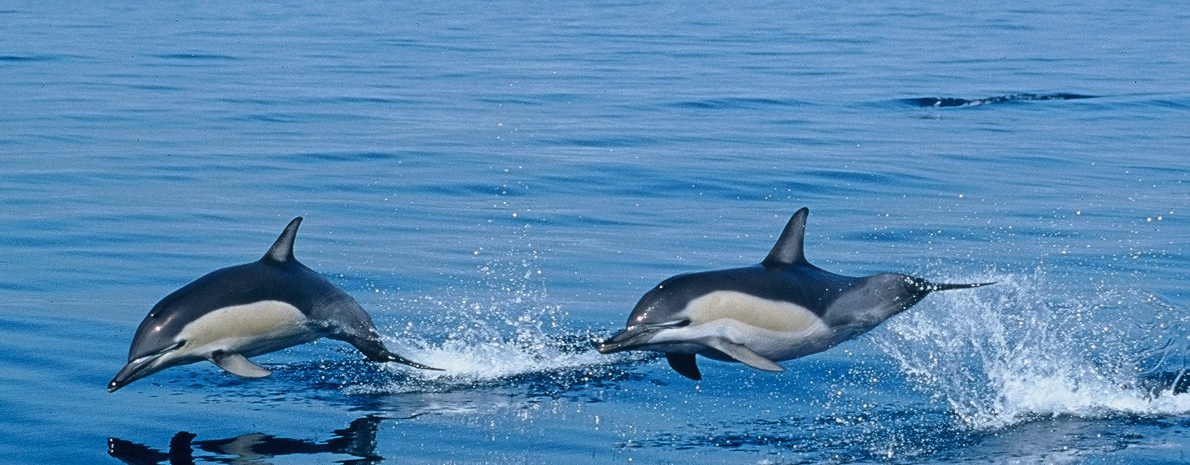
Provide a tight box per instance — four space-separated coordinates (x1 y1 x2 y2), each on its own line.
263 217 302 263
762 208 810 268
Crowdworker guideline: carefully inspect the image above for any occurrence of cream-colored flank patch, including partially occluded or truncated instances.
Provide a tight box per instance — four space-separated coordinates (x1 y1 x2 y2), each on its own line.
685 291 823 333
177 300 309 354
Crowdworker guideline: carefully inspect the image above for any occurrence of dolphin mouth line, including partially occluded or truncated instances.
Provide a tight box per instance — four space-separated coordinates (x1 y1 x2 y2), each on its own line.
108 355 161 393
108 341 183 393
596 339 636 354
597 324 670 354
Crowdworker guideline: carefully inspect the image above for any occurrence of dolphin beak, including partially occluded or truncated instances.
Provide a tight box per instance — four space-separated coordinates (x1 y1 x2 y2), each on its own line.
107 352 168 393
596 325 660 354
109 340 187 392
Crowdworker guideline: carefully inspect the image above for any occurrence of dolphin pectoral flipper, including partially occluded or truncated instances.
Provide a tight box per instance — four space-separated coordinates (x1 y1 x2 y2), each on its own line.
599 208 993 380
665 353 702 380
705 339 784 372
211 352 273 378
109 217 439 392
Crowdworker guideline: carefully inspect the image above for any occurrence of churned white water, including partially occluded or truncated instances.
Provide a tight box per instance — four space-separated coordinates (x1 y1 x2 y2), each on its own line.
877 268 1190 430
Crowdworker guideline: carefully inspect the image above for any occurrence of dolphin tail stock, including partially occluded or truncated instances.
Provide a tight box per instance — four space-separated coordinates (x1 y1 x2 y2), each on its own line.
342 334 442 371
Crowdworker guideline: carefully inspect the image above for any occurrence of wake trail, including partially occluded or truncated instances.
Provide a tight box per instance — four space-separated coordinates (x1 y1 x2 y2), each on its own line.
874 267 1190 430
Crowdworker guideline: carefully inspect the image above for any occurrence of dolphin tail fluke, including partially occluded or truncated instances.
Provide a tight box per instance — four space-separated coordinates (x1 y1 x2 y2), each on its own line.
347 335 442 371
927 281 995 292
378 351 442 371
906 276 995 293
666 353 702 380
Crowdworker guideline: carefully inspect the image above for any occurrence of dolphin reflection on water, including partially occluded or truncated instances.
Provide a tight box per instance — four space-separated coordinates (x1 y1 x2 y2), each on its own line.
107 416 384 465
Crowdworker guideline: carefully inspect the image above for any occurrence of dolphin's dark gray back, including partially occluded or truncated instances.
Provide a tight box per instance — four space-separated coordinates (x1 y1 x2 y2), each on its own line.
631 208 864 321
652 207 861 316
652 265 863 319
129 217 356 360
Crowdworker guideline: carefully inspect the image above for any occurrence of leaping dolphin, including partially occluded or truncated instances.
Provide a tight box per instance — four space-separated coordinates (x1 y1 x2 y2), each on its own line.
108 217 437 392
597 208 991 380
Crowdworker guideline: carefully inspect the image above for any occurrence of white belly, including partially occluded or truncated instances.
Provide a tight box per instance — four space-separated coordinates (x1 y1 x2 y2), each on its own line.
177 300 319 358
650 291 841 361
680 318 837 361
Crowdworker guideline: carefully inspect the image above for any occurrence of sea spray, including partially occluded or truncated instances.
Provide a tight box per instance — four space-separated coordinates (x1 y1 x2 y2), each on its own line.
354 254 648 395
873 268 1190 430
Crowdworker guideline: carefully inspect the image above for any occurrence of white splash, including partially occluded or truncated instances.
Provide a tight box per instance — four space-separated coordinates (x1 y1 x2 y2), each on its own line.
362 256 641 393
874 268 1190 430
399 329 613 382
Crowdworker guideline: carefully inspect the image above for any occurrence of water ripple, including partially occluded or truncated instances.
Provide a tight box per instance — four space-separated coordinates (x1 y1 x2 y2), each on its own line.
900 93 1097 108
669 97 810 110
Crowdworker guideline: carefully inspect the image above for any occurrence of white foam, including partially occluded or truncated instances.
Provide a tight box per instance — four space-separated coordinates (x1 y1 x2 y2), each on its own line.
873 268 1190 430
357 256 644 393
399 331 615 382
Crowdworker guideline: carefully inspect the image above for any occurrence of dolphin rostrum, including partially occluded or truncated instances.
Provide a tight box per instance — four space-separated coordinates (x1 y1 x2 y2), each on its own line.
597 208 991 380
108 217 437 392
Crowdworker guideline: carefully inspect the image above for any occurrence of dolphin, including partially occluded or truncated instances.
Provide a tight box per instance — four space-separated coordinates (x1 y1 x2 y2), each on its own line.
597 208 991 380
108 217 437 392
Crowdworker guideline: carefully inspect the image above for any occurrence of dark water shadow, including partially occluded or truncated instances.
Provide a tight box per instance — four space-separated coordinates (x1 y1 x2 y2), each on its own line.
104 349 657 464
108 416 386 465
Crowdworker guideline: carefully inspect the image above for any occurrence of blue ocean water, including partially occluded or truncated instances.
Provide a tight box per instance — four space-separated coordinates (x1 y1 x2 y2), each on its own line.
3 0 1189 463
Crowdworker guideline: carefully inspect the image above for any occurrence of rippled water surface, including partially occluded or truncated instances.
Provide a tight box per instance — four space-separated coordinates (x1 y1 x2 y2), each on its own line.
3 1 1190 463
